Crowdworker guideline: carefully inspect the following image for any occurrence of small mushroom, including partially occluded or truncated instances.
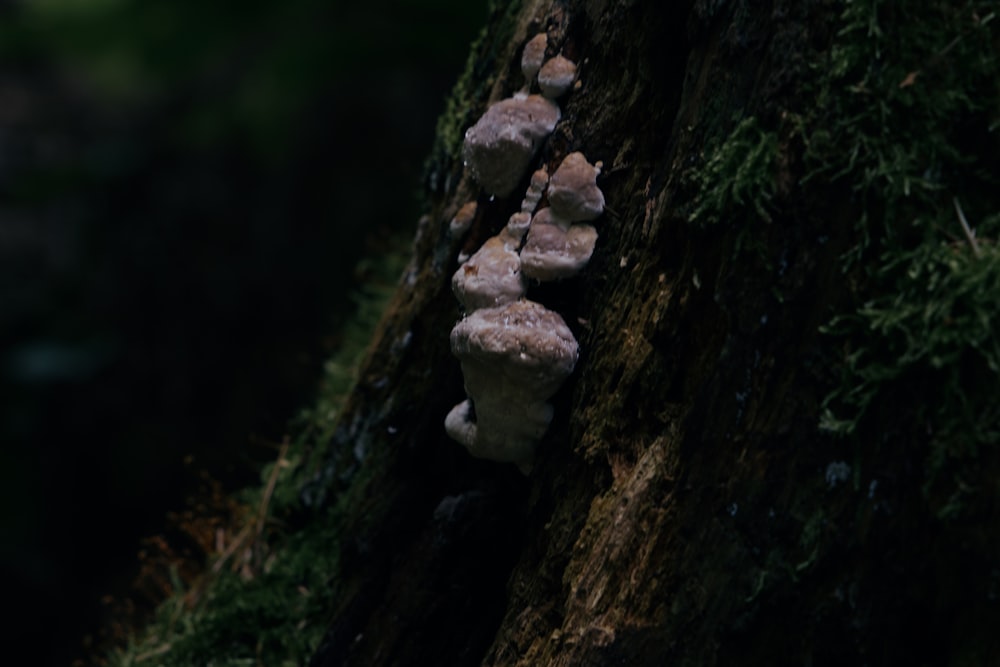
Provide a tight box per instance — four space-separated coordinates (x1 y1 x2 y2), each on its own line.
520 208 598 281
521 34 548 85
547 151 605 222
520 168 549 214
449 201 478 236
506 211 532 240
451 234 526 311
537 55 577 99
463 94 561 197
445 299 579 473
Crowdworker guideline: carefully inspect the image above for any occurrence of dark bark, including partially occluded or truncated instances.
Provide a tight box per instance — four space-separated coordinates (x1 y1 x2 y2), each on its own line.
309 1 999 665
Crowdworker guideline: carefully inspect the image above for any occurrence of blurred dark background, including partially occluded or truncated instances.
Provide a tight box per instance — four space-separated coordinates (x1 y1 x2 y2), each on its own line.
0 1 486 664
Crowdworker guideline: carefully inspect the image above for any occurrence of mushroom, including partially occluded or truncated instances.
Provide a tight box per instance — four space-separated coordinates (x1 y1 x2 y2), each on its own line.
462 94 561 197
445 299 579 473
547 151 605 222
520 167 549 214
520 152 604 281
520 208 599 281
506 211 532 240
449 201 478 236
521 34 548 85
451 232 526 310
537 55 577 99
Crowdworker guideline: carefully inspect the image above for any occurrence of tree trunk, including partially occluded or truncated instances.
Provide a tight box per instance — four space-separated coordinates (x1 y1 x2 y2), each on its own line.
308 1 1000 665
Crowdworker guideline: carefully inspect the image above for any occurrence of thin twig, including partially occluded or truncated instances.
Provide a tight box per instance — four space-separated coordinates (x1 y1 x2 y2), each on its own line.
953 197 982 257
254 436 290 548
209 437 290 575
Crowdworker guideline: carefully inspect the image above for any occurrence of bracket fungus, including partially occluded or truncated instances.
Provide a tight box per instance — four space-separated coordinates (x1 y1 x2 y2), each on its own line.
446 34 601 474
449 201 478 236
462 94 560 198
520 168 549 214
520 33 548 85
547 151 605 222
445 300 579 474
452 230 526 311
521 152 604 281
462 35 579 198
537 54 577 99
520 208 599 281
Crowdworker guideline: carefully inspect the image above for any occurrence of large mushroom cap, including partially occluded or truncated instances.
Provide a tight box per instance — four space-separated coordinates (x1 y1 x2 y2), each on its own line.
548 151 605 222
521 209 598 281
452 235 526 310
462 95 561 197
451 300 578 382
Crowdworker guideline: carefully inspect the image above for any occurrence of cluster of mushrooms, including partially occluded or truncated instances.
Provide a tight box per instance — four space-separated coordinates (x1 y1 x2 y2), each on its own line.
444 33 605 474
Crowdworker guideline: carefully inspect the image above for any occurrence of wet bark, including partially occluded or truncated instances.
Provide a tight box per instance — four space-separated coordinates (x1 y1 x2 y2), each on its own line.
309 1 999 665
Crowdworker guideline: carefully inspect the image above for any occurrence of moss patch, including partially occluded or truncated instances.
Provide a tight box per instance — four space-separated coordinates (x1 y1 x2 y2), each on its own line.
686 116 779 228
98 236 410 667
809 0 999 515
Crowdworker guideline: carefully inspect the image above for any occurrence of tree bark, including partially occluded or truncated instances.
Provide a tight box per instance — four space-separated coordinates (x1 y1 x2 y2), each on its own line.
308 1 1000 665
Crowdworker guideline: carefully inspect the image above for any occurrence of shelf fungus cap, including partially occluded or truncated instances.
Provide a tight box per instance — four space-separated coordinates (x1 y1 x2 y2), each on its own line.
506 211 532 240
520 168 550 213
450 300 579 388
449 201 478 236
521 34 548 83
521 208 599 281
446 300 579 471
548 152 605 222
452 235 526 310
538 55 577 99
463 95 561 197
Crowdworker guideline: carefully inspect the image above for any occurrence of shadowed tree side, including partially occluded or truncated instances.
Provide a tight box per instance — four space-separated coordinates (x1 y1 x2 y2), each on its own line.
307 1 1000 665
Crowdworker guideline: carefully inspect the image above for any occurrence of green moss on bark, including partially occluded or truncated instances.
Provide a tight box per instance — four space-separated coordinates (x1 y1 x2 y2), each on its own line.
808 1 1000 517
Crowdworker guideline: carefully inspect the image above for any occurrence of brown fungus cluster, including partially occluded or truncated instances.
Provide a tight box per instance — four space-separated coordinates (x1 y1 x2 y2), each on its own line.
446 37 604 473
461 32 578 198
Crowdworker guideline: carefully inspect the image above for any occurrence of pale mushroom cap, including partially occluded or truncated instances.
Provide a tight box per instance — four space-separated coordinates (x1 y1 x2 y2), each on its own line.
463 95 561 197
446 299 579 475
506 211 532 239
520 167 550 213
449 201 478 235
444 396 549 474
444 399 478 449
538 55 577 99
548 151 605 222
521 210 598 281
450 300 579 383
451 235 526 310
521 34 548 83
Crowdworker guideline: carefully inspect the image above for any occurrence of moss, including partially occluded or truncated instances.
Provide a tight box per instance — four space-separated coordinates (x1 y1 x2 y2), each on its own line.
101 234 411 667
686 116 779 228
808 0 1000 515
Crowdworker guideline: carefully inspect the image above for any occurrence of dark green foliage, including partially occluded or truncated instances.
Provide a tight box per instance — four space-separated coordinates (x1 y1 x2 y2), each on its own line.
687 116 778 227
809 1 999 512
103 236 410 667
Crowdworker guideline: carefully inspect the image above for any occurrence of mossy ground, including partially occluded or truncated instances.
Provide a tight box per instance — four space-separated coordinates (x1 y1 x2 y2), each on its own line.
93 237 410 667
